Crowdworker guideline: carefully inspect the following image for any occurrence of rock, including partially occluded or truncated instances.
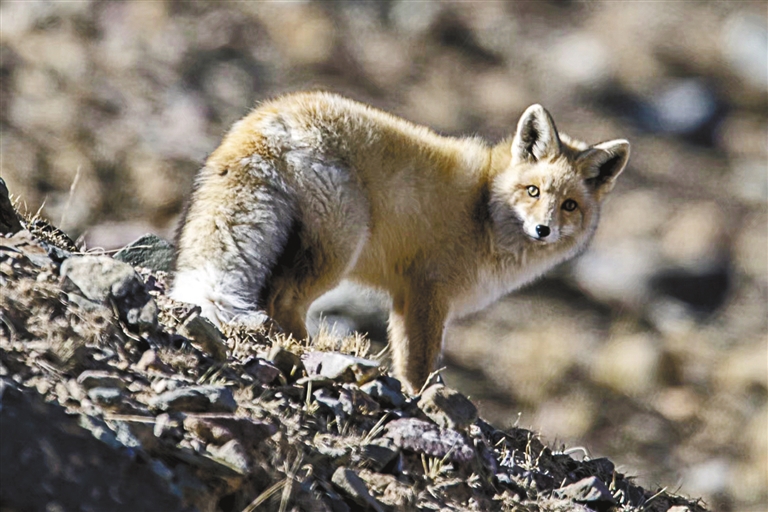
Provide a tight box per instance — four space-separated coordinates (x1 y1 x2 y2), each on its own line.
113 233 175 272
87 387 124 407
243 357 281 384
267 345 304 379
555 476 616 509
77 370 126 390
331 466 385 512
136 350 172 372
0 379 184 511
360 376 405 408
1 230 54 267
61 255 158 332
149 385 237 413
177 314 226 361
312 388 344 416
302 351 379 383
418 384 477 430
338 385 380 416
383 418 475 463
183 414 277 447
354 439 399 471
153 413 182 440
206 439 251 474
0 177 23 235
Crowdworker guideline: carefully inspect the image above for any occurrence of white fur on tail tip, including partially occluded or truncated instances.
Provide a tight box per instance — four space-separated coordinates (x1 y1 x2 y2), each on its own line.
170 263 256 328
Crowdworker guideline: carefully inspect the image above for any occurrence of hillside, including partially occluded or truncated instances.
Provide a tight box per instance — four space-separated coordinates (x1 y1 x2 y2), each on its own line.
0 183 708 512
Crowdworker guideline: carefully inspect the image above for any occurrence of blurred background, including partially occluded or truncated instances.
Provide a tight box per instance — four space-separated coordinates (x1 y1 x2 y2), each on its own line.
1 2 765 511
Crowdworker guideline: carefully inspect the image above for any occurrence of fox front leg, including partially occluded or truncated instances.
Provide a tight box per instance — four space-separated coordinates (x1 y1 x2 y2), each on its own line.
388 285 448 394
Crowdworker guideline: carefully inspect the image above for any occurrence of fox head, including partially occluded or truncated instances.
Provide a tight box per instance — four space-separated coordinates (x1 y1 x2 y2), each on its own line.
490 104 630 249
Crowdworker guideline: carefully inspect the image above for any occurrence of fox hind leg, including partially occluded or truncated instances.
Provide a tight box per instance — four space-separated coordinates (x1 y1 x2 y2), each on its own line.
264 160 369 341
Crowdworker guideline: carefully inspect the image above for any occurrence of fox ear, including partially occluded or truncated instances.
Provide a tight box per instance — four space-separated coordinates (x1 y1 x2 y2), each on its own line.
579 139 630 200
512 104 561 164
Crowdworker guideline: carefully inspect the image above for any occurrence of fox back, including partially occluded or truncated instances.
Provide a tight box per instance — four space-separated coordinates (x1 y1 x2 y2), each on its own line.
172 92 630 392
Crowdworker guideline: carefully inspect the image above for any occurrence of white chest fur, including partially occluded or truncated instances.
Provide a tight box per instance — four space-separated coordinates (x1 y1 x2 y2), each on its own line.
448 251 559 321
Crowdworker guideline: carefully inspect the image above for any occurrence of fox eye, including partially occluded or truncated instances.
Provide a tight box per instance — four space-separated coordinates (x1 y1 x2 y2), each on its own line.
527 185 540 198
562 199 578 211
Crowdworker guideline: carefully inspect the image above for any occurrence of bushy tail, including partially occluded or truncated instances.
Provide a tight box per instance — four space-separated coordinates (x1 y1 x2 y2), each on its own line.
171 163 295 327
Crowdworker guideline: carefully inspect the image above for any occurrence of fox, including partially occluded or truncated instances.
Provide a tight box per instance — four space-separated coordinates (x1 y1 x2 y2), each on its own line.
171 91 630 394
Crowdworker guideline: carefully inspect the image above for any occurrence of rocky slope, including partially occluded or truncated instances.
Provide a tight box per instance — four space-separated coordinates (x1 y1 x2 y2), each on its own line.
0 183 708 512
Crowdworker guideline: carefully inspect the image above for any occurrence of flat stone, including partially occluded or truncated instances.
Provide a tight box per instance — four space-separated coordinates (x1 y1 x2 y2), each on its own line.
113 234 174 272
77 370 126 390
555 476 617 508
206 439 251 475
360 376 405 408
418 384 477 430
331 467 384 512
302 351 379 383
383 418 475 463
149 385 236 413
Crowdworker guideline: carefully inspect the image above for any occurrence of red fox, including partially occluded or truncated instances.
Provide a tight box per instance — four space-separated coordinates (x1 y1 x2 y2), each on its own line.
172 92 629 393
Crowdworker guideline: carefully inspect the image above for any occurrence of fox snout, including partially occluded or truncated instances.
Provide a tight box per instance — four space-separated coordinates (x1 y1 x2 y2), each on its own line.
523 219 558 242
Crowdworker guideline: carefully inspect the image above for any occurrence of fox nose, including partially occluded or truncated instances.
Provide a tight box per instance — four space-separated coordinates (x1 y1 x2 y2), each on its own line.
536 225 550 238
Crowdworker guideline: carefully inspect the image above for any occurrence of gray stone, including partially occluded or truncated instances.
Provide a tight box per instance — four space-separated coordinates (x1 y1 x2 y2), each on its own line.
243 357 281 384
149 385 236 413
87 387 124 407
153 413 182 440
61 256 157 331
418 384 477 430
312 388 344 416
302 351 379 383
331 467 385 512
361 376 405 408
555 476 617 507
177 315 226 361
338 385 380 416
267 345 304 379
136 350 172 373
77 370 126 390
354 439 399 471
383 418 475 463
206 439 251 475
113 233 175 272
